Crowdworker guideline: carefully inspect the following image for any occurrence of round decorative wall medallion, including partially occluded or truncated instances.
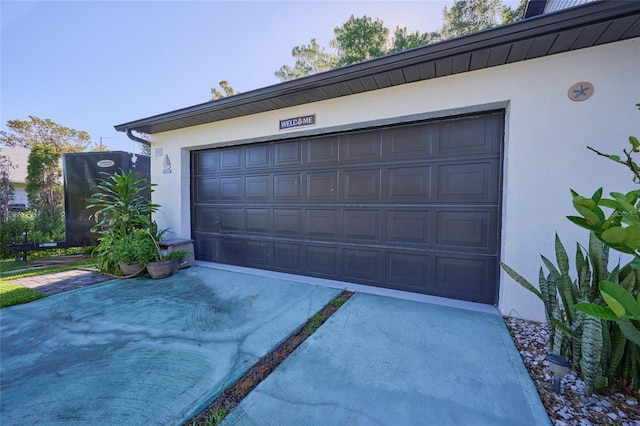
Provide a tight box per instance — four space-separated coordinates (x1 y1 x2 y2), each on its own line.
568 82 594 102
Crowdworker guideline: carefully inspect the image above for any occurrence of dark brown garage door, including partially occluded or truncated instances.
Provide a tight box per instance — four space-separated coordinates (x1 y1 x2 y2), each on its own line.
191 111 503 304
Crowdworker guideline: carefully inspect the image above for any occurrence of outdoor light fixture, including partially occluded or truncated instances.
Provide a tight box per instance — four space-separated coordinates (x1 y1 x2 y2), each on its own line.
547 353 571 394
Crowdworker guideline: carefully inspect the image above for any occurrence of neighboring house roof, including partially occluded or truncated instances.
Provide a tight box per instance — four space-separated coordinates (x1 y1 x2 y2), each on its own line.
115 1 640 136
525 0 599 19
1 146 29 184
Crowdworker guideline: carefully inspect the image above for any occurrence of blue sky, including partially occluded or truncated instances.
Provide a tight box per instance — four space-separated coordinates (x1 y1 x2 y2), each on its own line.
1 1 517 152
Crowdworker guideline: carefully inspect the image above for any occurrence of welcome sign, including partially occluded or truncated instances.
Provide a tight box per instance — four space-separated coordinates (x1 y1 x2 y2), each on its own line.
279 114 316 130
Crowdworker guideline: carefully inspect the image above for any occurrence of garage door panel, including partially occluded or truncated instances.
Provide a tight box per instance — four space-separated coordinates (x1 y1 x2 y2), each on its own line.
219 238 244 265
191 111 503 305
306 245 339 278
220 177 243 200
384 124 431 160
307 136 339 164
436 210 497 251
245 209 270 234
196 206 218 232
386 166 431 202
341 131 382 162
245 175 271 200
386 252 431 292
386 210 431 245
194 151 217 173
246 145 271 168
435 256 495 303
274 174 302 200
306 172 338 201
193 234 218 260
273 209 302 235
343 169 381 201
344 210 380 241
307 210 339 238
437 160 499 202
436 113 502 156
220 147 243 170
274 141 302 166
194 177 218 202
246 240 271 267
273 242 303 272
220 209 242 233
343 249 381 282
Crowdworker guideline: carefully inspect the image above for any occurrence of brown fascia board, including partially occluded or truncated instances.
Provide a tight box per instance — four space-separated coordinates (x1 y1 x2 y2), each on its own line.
114 1 640 135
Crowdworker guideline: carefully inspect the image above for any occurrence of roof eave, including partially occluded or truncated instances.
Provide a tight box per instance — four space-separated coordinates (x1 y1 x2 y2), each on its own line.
115 1 640 135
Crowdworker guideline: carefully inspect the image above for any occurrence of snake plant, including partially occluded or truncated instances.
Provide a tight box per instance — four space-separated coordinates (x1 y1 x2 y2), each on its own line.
501 233 639 394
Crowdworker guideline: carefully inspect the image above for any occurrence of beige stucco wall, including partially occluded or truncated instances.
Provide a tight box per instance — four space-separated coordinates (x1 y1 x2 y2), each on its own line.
150 38 640 321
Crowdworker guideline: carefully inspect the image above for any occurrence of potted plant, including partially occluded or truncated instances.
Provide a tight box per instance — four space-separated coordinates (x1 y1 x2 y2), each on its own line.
87 169 189 280
111 231 157 277
164 250 192 273
145 230 181 279
87 170 159 276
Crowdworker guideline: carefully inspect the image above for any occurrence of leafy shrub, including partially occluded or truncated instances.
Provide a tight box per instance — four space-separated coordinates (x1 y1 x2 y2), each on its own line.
502 104 640 394
0 210 64 260
111 231 159 265
86 170 160 275
501 233 640 394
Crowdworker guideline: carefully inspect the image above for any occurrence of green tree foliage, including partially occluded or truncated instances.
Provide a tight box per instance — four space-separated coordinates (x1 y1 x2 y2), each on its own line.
25 145 62 220
274 1 525 82
22 145 65 243
440 0 504 39
0 153 16 223
501 0 527 24
210 80 240 101
0 211 33 259
388 27 440 54
274 39 337 82
331 15 389 66
0 117 94 250
0 116 91 153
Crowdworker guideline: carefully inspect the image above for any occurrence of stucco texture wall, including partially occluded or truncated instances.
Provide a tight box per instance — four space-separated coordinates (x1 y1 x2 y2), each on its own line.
150 38 640 322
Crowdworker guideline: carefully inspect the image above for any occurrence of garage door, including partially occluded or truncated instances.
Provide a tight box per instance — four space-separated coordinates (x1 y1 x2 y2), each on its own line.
191 111 503 304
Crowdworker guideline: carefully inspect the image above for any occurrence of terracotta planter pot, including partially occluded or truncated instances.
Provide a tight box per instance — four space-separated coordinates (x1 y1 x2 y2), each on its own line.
119 262 146 277
146 260 176 279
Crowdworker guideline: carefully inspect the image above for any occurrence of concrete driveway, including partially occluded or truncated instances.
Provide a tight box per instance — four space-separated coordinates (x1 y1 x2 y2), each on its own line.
0 266 550 425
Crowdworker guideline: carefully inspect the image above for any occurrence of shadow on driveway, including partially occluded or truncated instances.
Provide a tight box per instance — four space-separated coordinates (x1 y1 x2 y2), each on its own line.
0 267 340 425
2 265 550 425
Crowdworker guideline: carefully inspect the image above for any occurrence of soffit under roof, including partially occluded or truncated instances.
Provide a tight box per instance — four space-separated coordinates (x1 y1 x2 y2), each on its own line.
115 1 640 135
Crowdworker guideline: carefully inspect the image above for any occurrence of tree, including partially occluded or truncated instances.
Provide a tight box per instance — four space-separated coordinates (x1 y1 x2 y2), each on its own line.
331 15 389 66
501 0 527 24
0 153 16 223
0 116 91 153
26 144 62 222
275 39 337 82
440 0 504 39
273 1 526 82
211 81 240 100
389 26 439 54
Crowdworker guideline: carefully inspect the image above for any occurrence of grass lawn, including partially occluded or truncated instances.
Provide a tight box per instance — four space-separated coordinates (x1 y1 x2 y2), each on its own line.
0 253 93 308
0 281 45 308
0 262 92 280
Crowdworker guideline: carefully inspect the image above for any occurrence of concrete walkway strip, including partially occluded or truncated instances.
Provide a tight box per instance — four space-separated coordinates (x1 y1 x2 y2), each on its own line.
223 293 551 426
0 267 341 425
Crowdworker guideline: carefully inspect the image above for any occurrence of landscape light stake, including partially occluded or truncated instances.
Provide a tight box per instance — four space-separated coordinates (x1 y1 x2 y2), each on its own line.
547 353 571 394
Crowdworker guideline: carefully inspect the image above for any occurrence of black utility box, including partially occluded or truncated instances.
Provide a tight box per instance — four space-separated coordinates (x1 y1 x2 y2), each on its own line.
63 151 150 246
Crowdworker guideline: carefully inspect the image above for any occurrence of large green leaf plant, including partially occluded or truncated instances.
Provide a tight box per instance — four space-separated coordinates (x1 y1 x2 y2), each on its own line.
569 104 640 351
501 104 640 395
86 170 161 275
